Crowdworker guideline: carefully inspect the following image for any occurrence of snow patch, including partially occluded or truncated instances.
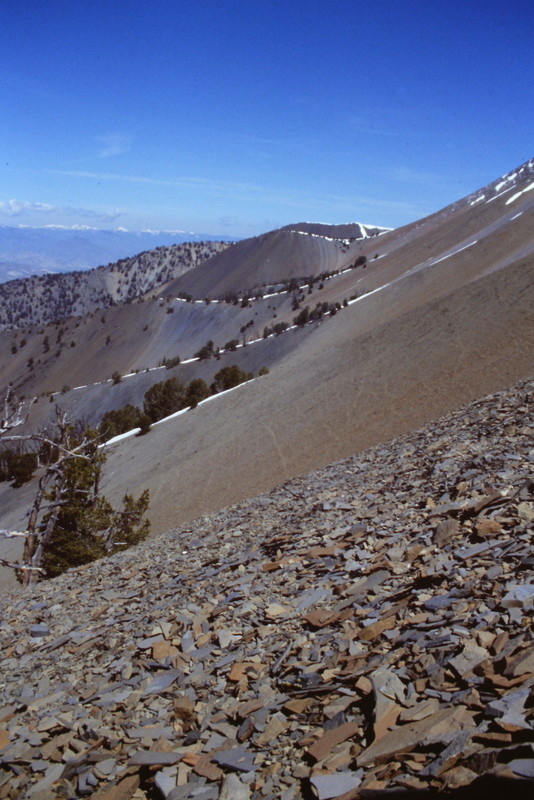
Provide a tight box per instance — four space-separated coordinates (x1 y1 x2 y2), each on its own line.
505 180 534 205
102 378 253 447
431 241 477 266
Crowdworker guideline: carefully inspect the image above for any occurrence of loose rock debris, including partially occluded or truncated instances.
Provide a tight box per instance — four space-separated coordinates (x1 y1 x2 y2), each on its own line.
0 379 532 799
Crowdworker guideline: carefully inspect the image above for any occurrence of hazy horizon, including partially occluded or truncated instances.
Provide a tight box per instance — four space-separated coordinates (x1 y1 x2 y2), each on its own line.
2 0 532 238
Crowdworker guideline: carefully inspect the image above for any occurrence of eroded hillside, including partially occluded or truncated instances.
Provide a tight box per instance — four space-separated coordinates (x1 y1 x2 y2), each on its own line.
0 240 231 330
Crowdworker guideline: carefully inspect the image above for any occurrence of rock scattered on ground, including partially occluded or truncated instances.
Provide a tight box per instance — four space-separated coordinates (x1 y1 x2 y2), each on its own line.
0 378 532 799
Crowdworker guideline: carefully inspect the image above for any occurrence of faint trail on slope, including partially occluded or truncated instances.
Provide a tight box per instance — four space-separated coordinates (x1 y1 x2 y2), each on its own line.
262 421 289 472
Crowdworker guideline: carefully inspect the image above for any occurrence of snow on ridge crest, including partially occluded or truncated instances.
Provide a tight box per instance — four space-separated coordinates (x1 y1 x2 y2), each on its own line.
287 222 391 242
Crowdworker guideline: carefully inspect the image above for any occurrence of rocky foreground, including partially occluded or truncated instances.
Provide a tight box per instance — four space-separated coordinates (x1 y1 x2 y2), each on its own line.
0 379 533 799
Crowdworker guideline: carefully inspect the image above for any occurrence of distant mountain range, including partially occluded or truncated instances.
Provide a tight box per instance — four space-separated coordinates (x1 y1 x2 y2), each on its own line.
0 225 237 283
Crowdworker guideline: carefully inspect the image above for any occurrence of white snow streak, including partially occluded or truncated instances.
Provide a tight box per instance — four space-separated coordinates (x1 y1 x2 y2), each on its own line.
347 283 391 306
431 240 478 266
486 187 514 204
505 181 534 205
102 379 254 447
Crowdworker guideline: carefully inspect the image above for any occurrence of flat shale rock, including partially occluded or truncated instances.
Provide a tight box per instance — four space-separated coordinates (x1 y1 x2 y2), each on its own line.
0 379 532 798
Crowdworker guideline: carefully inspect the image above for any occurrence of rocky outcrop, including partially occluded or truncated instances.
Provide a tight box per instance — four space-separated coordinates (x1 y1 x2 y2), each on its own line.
0 378 532 798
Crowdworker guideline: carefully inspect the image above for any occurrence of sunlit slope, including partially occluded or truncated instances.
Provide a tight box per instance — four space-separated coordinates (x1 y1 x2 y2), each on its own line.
100 255 533 535
164 226 373 300
2 159 532 439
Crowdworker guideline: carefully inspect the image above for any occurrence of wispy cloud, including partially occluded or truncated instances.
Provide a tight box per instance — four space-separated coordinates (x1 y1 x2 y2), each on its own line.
52 169 422 220
0 199 56 216
0 197 121 225
54 169 266 195
390 166 446 185
96 133 131 158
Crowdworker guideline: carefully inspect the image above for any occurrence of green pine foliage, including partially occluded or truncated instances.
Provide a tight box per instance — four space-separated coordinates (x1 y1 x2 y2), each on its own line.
212 364 248 392
0 449 38 487
99 404 141 439
185 379 210 408
41 431 150 579
143 377 186 422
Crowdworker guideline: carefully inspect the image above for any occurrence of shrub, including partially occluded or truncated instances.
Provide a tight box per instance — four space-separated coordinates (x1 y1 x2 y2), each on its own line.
194 340 215 360
294 306 310 327
185 379 210 408
99 404 141 440
163 355 181 369
41 437 150 579
258 366 269 376
273 321 289 336
0 449 38 487
212 365 248 393
143 377 186 422
137 414 152 435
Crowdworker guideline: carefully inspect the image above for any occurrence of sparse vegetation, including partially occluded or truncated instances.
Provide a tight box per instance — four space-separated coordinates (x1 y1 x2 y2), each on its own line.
0 406 151 584
185 379 210 409
0 241 231 331
194 340 215 360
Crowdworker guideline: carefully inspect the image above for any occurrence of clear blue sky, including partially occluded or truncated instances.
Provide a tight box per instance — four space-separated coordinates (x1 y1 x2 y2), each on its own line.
1 0 532 237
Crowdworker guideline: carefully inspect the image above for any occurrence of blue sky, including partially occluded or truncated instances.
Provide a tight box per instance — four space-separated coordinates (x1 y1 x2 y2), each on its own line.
1 0 532 237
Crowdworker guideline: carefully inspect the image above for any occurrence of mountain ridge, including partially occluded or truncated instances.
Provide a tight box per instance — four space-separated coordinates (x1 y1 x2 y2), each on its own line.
0 157 532 588
0 225 237 283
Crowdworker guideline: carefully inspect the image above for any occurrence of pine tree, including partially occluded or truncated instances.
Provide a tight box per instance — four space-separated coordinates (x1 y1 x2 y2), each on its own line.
0 402 150 585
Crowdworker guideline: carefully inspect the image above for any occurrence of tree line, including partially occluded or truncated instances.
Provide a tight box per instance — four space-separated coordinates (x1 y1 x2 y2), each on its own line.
100 364 268 440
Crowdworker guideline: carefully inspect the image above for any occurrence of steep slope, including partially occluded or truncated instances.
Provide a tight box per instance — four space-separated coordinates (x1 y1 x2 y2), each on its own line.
0 158 532 565
1 158 532 406
0 240 231 330
96 254 533 535
0 379 532 798
163 223 383 300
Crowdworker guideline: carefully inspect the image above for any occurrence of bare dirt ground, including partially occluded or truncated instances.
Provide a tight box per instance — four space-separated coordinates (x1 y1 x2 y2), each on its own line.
98 257 533 537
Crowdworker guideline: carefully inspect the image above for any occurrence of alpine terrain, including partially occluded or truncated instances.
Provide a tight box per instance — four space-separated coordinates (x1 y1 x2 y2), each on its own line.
0 159 533 799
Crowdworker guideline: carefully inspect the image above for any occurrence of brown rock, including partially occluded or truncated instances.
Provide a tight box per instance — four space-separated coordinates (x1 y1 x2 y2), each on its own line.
152 640 179 660
92 775 140 800
504 645 534 677
434 518 459 547
307 721 361 762
0 728 9 751
357 707 476 766
229 662 263 682
475 519 502 537
303 609 342 628
442 766 479 789
359 615 396 641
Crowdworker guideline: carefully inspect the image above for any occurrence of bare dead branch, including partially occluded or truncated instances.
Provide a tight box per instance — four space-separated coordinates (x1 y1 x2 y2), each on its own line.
0 388 35 435
0 558 44 572
0 433 92 460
